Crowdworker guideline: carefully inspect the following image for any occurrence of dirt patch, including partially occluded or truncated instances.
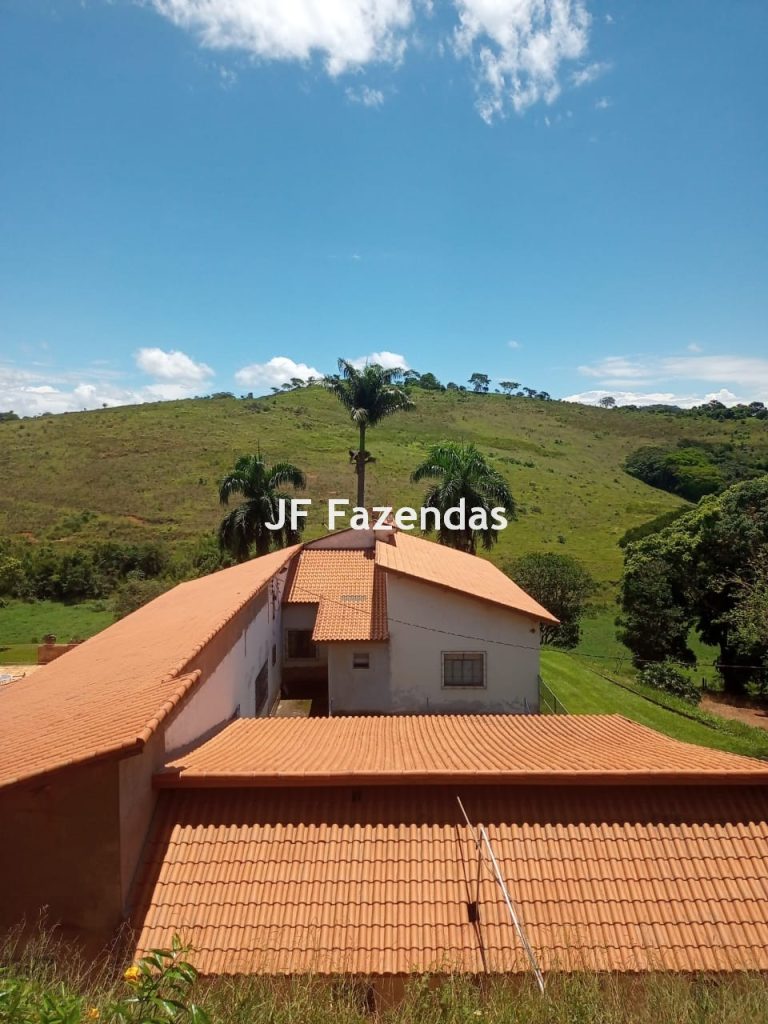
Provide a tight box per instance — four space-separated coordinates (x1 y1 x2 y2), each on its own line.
702 693 768 731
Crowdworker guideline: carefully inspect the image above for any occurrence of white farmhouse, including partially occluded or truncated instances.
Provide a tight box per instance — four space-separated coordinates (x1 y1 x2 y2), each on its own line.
281 526 557 714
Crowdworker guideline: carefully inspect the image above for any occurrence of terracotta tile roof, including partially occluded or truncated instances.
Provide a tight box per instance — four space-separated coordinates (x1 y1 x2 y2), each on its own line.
283 549 388 642
0 546 299 789
155 715 768 788
131 784 768 975
376 532 559 623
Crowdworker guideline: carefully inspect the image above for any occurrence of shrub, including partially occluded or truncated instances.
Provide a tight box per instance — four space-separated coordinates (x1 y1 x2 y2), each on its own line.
112 573 170 619
640 661 701 704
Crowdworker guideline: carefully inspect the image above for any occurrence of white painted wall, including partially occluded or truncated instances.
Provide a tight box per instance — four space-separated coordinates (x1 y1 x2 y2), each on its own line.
384 575 541 713
164 570 289 755
305 526 394 551
328 643 390 714
282 604 328 665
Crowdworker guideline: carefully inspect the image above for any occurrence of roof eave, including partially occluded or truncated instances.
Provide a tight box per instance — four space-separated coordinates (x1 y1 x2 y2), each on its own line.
380 564 560 624
154 769 768 789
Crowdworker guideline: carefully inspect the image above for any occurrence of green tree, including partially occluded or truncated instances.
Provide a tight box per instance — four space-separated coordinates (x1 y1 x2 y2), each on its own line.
218 452 306 562
324 358 414 507
599 396 616 408
468 373 490 393
727 552 768 678
411 441 516 554
508 552 596 647
417 372 445 391
618 476 768 692
499 381 520 395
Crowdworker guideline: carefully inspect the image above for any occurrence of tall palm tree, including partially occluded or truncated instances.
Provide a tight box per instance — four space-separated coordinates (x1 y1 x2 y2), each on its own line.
324 358 414 507
218 452 306 562
411 441 516 554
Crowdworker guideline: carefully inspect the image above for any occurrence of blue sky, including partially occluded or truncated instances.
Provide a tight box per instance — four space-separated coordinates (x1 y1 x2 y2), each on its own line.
1 0 766 414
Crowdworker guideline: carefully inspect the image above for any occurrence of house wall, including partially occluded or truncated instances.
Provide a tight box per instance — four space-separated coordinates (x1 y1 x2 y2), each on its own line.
0 761 123 947
305 527 393 551
164 572 288 755
328 643 390 714
385 575 540 713
118 732 166 912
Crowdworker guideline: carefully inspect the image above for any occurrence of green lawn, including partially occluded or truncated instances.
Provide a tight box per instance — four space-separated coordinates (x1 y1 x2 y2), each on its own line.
542 649 768 759
0 643 37 665
0 599 114 655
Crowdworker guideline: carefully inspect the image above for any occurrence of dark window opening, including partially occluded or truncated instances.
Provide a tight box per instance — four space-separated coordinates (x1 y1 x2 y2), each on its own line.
286 629 317 660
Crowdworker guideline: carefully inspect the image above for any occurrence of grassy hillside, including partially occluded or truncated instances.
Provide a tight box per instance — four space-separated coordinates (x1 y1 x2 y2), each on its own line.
2 389 768 585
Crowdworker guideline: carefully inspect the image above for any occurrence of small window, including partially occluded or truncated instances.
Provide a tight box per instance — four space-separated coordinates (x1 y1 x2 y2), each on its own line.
286 630 316 660
271 643 277 666
442 652 485 688
352 652 370 669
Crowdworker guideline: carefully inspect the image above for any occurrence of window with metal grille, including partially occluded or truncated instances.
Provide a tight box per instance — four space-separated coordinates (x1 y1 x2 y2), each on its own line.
352 652 370 669
286 629 316 660
442 651 485 687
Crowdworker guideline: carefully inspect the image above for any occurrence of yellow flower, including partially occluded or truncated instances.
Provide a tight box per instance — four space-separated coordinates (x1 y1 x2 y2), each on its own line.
123 964 141 983
86 1009 100 1020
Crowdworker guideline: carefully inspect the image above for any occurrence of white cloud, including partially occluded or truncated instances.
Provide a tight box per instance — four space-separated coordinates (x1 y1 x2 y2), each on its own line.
0 364 147 417
346 84 386 107
571 59 610 86
687 342 703 353
0 346 218 417
564 388 746 409
507 339 522 349
576 353 768 404
349 350 410 370
234 356 322 392
594 95 610 109
149 0 414 76
135 347 214 384
454 0 592 121
578 355 655 384
147 0 608 121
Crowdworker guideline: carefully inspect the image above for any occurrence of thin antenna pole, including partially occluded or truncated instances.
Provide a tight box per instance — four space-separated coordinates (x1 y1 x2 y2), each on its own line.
457 797 545 993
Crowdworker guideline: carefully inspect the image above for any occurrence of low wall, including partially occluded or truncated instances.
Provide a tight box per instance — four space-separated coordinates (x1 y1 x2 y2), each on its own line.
38 643 82 665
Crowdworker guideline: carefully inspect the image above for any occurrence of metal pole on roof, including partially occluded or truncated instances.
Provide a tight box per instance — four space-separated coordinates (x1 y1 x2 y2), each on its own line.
457 797 545 993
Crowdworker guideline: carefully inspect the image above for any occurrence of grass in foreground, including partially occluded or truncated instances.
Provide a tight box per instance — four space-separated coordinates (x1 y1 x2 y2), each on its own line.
3 928 768 1024
542 650 768 759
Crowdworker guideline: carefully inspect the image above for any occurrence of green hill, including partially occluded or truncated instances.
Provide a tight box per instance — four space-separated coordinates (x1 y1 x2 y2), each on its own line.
2 390 767 586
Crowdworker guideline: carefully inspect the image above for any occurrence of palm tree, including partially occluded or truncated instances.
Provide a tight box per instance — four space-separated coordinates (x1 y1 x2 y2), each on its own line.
324 358 414 507
218 452 306 562
411 441 516 554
